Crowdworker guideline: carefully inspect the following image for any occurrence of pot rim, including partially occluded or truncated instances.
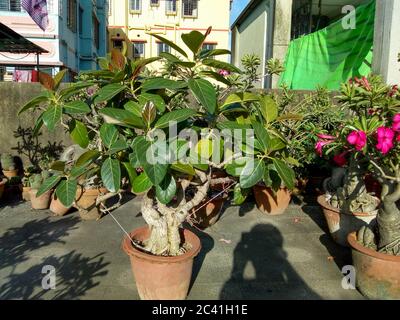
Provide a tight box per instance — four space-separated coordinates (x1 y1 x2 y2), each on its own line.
347 232 400 262
317 195 377 217
253 184 291 193
122 226 201 264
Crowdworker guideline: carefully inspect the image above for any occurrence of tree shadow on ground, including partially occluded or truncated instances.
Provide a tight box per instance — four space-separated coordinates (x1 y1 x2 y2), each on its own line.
0 251 109 299
0 216 80 271
220 224 321 300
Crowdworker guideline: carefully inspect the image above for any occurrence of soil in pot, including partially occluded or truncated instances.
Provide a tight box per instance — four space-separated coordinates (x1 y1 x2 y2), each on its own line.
2 169 18 179
348 232 400 299
29 189 52 210
122 226 201 300
191 192 228 229
50 194 71 216
317 195 377 247
0 178 7 199
253 185 291 215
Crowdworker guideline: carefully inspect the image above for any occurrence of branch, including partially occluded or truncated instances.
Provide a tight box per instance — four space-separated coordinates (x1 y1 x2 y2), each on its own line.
370 160 400 182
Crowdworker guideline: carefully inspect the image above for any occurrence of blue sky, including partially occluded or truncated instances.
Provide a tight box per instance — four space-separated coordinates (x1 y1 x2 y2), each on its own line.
230 0 250 25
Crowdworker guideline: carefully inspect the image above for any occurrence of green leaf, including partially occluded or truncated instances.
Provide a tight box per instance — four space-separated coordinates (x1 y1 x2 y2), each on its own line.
141 78 187 92
272 159 295 190
171 163 196 175
194 139 213 160
135 137 169 185
53 69 68 90
99 108 145 128
182 31 205 55
217 121 251 130
188 78 216 114
270 137 286 151
131 57 161 72
50 160 66 172
64 101 91 114
154 109 197 129
122 162 137 187
98 57 109 70
94 83 126 103
106 139 128 155
36 176 61 197
156 174 177 204
225 157 250 177
151 34 188 58
233 184 249 205
159 52 181 63
43 104 62 131
141 101 157 127
59 82 94 99
32 113 44 136
199 49 231 59
199 71 232 86
138 93 166 113
220 92 259 109
100 123 119 148
132 172 153 194
259 96 278 123
252 121 271 152
202 59 242 74
56 179 78 208
76 150 100 167
124 101 142 117
101 158 121 193
18 91 51 115
70 120 89 148
70 165 90 179
240 159 264 188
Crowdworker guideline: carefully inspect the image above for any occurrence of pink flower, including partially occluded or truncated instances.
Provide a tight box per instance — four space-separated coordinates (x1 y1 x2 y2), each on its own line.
218 69 230 77
397 135 400 143
376 127 395 154
394 114 400 123
347 131 367 151
361 77 371 91
389 85 398 97
315 141 331 157
333 152 348 167
393 122 400 132
316 134 336 140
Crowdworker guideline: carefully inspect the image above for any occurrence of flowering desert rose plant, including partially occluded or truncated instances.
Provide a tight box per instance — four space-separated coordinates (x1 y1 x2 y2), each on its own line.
318 75 400 255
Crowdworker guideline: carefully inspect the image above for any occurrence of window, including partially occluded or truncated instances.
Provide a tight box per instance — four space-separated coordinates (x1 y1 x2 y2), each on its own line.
133 42 145 59
165 0 176 15
202 43 216 51
157 43 170 55
67 0 77 32
93 14 100 49
182 0 197 18
150 0 159 6
0 0 21 11
130 0 141 12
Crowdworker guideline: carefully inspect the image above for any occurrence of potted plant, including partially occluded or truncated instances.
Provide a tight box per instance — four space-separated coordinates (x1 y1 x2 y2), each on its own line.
1 154 18 179
19 28 246 300
29 171 52 210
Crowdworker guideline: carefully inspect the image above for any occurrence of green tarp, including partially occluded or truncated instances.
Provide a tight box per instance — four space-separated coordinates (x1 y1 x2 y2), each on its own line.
279 0 375 90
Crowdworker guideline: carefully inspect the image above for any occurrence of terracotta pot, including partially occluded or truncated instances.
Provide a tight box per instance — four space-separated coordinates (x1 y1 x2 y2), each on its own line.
253 185 291 215
29 189 52 210
3 169 18 179
348 232 400 299
75 187 107 210
192 193 228 229
50 195 71 216
317 195 377 247
22 186 31 201
122 226 201 300
0 178 7 199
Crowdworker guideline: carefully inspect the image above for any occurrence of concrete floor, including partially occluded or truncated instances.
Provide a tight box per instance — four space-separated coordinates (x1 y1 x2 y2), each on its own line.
0 195 363 300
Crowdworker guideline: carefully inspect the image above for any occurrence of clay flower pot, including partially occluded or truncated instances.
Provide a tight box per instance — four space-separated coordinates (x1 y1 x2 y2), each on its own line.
50 194 71 216
192 193 228 229
253 185 291 215
29 189 52 210
317 195 377 247
2 169 18 179
0 177 7 199
348 232 400 299
22 186 31 201
75 187 107 210
122 226 201 300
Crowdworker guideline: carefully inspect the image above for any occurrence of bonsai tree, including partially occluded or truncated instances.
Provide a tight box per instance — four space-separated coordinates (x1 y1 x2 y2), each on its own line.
319 74 400 255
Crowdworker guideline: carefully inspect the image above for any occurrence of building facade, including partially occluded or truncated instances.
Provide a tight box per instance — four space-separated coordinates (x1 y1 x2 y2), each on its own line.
108 0 231 63
0 0 108 81
231 0 372 88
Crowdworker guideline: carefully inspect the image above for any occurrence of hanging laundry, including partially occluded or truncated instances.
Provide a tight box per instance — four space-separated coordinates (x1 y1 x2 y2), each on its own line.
13 70 32 83
21 0 49 31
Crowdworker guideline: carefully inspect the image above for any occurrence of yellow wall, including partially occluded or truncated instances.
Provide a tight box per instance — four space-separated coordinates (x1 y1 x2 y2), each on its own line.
108 0 231 63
